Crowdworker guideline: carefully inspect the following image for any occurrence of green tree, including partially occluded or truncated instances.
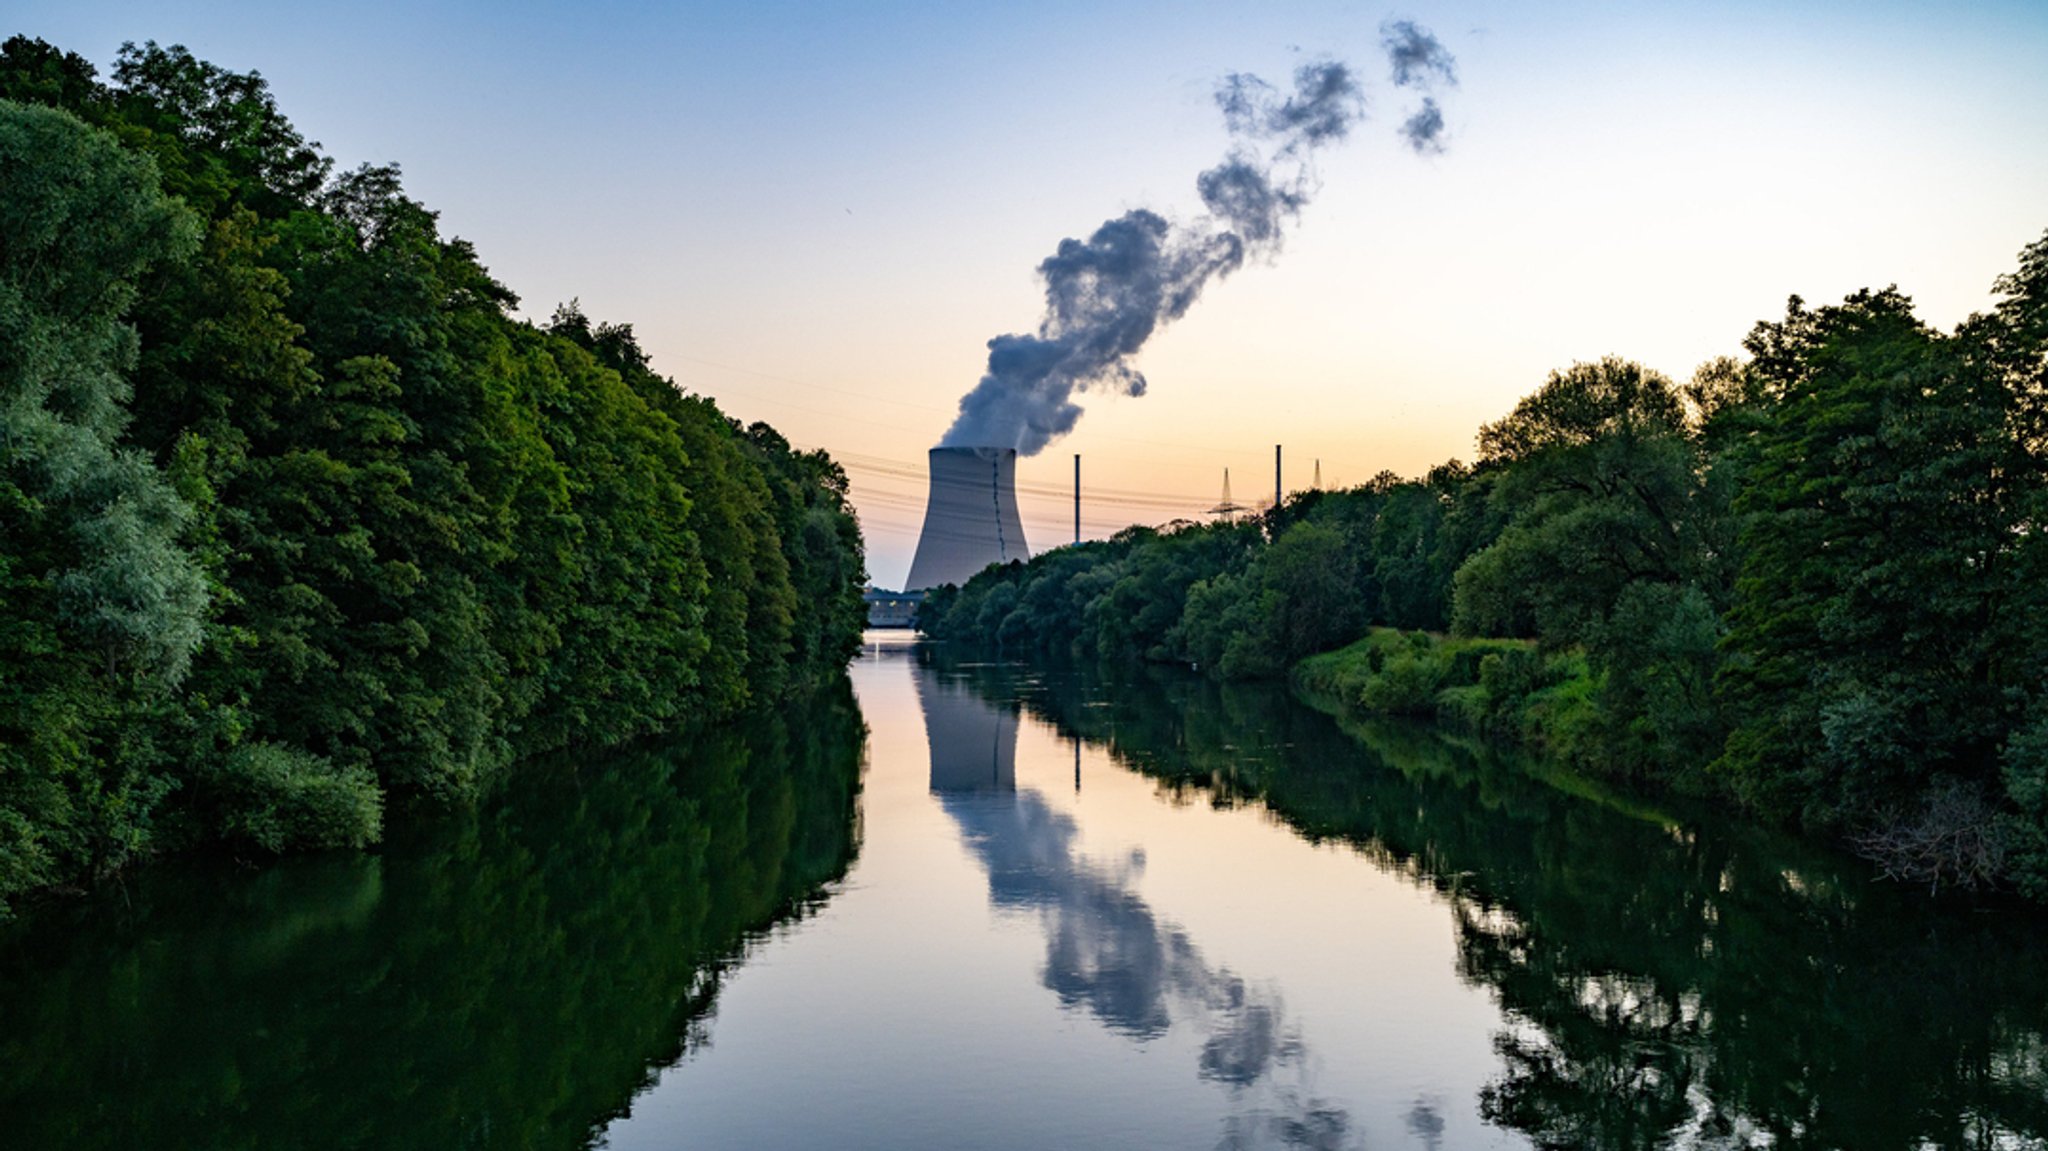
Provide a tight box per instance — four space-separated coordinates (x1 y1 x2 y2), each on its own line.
1449 358 1725 775
1717 288 2024 827
1977 230 2048 892
0 100 206 906
1453 357 1698 643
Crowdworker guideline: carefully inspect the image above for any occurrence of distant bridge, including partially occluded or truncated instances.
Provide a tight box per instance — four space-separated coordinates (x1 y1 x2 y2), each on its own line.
865 588 924 629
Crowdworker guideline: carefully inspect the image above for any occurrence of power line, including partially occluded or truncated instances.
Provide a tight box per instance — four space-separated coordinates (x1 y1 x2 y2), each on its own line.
661 355 1263 460
831 450 1217 509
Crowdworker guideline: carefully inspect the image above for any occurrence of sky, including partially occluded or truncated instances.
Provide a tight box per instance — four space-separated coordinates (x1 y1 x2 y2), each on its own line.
15 0 2048 587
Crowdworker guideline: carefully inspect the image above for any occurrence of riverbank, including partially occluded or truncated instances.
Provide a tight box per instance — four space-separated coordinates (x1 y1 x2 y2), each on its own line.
1294 630 1603 771
1292 628 2022 896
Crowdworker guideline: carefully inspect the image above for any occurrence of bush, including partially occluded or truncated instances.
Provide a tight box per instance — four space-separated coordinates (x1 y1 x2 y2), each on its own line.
1521 655 1599 760
1359 650 1445 715
1445 638 1529 685
1436 683 1490 728
1478 647 1545 703
205 743 383 853
1854 777 2011 894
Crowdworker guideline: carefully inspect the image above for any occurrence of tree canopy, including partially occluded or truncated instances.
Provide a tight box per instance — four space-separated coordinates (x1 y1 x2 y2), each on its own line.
0 37 866 916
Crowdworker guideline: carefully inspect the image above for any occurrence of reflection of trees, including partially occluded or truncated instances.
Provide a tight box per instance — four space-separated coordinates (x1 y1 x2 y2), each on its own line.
0 685 866 1151
929 651 2048 1150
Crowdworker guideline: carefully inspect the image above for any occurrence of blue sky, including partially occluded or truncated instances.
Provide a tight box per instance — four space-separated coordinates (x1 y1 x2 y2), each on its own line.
15 0 2048 585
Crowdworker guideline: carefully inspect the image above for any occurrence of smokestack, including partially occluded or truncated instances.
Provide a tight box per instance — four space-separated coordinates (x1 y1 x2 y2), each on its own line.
1073 454 1081 545
1275 444 1283 513
906 447 1030 591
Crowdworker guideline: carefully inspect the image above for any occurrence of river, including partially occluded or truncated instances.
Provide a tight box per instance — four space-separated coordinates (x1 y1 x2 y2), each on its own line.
3 633 2046 1149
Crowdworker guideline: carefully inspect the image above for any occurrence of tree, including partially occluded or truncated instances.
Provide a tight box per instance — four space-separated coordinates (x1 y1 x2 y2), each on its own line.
0 41 870 910
1447 358 1730 775
0 100 206 905
1717 288 2024 826
1976 229 2048 892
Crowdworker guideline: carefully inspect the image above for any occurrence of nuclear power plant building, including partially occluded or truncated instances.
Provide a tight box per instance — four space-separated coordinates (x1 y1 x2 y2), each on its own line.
905 446 1030 591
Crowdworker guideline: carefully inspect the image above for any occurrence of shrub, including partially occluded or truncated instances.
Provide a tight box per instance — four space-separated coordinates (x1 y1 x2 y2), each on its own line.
1360 650 1444 715
1854 777 2011 894
206 743 383 853
1521 655 1600 759
1444 638 1529 685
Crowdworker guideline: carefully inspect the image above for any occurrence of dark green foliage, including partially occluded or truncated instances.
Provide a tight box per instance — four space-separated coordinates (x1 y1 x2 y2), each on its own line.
544 303 864 709
1717 286 2035 831
198 742 382 853
743 421 869 687
0 99 205 901
106 41 332 218
2002 711 2048 899
1454 357 1734 775
1977 231 2048 887
921 519 1265 664
920 482 1471 674
1373 464 1482 630
1455 357 1699 644
1587 581 1722 778
0 38 866 915
1182 521 1364 677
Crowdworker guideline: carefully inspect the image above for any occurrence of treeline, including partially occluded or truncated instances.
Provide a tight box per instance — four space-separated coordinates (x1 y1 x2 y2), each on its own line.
0 38 866 915
921 231 2048 894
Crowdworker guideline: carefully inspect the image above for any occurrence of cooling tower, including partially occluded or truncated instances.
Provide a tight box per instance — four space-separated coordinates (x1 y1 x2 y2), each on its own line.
905 446 1030 591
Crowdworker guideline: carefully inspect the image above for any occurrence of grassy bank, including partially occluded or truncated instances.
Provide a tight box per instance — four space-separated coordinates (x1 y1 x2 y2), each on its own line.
1293 629 1603 766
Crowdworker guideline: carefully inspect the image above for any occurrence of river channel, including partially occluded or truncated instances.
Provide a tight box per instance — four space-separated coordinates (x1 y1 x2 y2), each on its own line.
4 633 2048 1149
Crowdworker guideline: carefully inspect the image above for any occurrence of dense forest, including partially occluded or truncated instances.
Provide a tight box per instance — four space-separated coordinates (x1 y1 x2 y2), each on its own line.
921 231 2048 896
0 37 867 917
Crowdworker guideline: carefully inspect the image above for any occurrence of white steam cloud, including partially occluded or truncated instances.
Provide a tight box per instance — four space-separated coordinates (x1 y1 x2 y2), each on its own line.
940 22 1457 456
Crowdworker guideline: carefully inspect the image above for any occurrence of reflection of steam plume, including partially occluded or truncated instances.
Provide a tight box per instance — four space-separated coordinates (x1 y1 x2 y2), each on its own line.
914 667 1356 1147
940 24 1456 457
948 790 1283 1052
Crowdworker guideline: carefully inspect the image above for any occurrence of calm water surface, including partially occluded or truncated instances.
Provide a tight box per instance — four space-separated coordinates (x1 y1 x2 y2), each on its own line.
5 633 2048 1149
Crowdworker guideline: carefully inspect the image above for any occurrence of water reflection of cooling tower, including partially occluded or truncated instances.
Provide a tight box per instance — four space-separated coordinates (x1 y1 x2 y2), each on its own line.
914 667 1017 792
913 663 1339 1133
905 447 1029 592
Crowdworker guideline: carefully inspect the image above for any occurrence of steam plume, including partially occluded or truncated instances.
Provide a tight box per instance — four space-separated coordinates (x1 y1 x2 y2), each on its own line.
1381 19 1457 88
940 24 1456 456
1382 20 1457 154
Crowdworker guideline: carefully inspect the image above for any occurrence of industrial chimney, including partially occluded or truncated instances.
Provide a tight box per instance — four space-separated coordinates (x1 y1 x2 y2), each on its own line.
906 446 1030 591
